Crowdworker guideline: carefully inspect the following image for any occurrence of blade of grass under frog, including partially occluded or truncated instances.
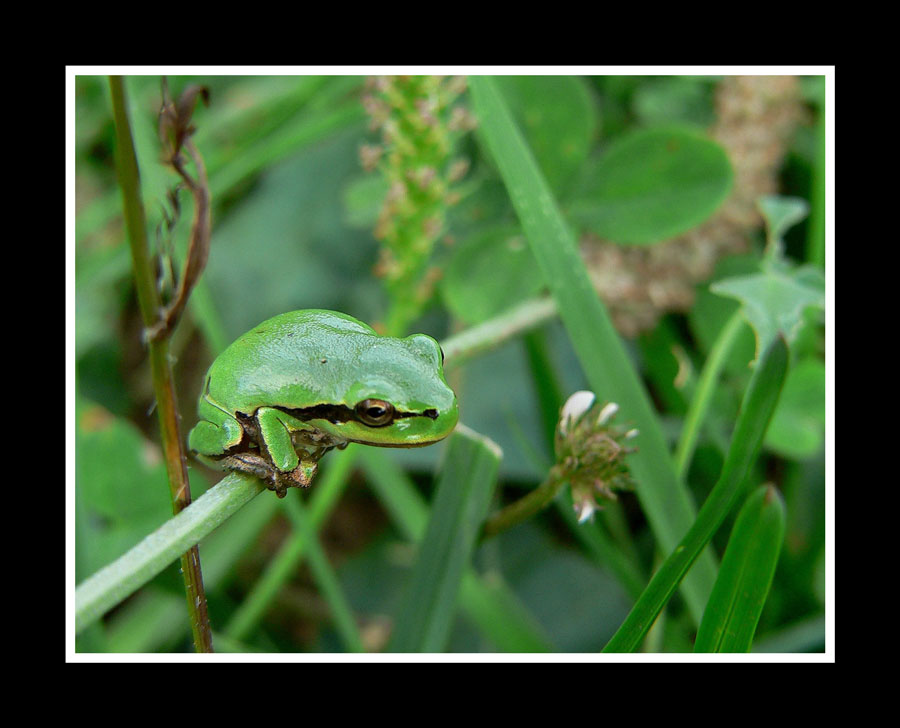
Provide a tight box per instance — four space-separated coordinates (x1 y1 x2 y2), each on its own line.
105 485 280 652
75 472 265 635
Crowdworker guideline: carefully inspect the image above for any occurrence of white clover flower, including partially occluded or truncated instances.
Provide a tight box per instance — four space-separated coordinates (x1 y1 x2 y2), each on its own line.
596 401 619 426
574 497 599 524
559 391 596 436
554 393 638 526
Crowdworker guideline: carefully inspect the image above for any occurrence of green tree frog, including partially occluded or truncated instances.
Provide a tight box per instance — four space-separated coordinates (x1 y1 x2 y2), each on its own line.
189 310 459 497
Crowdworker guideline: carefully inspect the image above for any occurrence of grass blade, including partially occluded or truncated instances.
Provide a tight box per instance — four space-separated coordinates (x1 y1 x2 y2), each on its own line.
282 489 365 652
75 473 264 635
387 426 501 652
694 485 786 652
468 75 717 623
602 335 789 652
674 310 748 478
361 448 553 652
104 490 279 652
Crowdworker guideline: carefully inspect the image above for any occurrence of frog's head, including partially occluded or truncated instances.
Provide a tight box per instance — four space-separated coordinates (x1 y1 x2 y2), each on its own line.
315 333 458 447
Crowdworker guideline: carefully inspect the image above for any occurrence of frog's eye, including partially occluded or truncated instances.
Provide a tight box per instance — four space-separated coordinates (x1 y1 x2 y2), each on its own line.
355 399 395 427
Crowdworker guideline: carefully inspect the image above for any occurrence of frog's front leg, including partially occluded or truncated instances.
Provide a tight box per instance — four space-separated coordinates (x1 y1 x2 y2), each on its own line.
255 407 320 494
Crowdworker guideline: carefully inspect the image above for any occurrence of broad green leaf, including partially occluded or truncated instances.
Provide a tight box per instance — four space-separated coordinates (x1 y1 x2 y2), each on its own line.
442 224 544 324
713 194 823 360
765 357 826 459
490 76 598 195
710 264 825 361
76 396 173 575
388 426 501 652
632 77 716 128
694 485 786 652
569 126 733 245
204 126 378 338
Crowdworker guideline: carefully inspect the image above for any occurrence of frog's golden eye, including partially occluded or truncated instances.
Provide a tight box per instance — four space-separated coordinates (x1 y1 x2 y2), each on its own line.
355 399 395 427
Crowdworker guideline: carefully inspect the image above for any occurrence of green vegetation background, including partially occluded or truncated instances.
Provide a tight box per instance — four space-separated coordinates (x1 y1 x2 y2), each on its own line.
74 75 826 653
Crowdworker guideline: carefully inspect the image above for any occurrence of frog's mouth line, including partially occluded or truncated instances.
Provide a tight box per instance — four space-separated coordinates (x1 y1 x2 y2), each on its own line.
220 407 448 461
274 403 439 428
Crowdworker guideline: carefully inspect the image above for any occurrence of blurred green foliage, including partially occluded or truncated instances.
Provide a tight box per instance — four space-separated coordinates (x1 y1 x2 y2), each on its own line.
74 74 826 654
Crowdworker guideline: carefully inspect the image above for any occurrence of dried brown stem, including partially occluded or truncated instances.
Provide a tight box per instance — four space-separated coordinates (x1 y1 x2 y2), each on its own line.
109 75 213 652
146 81 212 342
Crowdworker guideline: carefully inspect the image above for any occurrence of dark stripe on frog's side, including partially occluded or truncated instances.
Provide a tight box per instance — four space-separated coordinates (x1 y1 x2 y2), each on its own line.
271 403 438 427
216 407 439 457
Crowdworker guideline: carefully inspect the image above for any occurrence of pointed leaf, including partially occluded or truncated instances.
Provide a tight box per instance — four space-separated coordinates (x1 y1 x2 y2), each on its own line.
694 485 786 652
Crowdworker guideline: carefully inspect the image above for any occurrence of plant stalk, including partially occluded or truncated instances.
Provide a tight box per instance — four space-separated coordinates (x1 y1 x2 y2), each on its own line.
441 296 558 369
108 75 213 652
481 468 565 540
674 309 747 478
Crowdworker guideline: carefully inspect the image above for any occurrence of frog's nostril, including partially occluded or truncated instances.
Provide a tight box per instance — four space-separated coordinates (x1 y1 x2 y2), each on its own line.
423 409 438 420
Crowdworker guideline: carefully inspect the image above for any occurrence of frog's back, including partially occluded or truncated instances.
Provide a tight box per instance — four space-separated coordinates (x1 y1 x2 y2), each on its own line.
205 310 379 413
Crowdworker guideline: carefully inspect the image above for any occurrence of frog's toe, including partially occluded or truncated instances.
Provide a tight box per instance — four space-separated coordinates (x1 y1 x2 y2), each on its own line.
289 461 318 488
189 418 244 456
188 421 225 455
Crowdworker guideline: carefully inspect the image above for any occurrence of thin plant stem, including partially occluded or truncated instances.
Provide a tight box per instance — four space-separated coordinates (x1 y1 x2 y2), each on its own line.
441 296 558 369
75 473 264 635
108 75 213 652
674 309 747 479
481 468 565 540
807 100 826 269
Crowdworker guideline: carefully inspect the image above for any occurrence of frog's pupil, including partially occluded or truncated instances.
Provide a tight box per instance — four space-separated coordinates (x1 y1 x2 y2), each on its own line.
356 399 394 426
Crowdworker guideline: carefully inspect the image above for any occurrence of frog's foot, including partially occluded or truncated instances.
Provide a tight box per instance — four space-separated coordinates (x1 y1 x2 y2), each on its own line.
215 451 319 498
283 459 319 491
264 461 317 498
215 452 283 495
218 452 276 482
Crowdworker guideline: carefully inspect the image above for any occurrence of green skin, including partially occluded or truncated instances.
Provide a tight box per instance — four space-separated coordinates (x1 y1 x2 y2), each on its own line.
188 310 459 497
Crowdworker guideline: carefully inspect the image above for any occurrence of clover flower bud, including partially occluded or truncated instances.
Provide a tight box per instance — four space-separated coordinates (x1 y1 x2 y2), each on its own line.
554 392 637 524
